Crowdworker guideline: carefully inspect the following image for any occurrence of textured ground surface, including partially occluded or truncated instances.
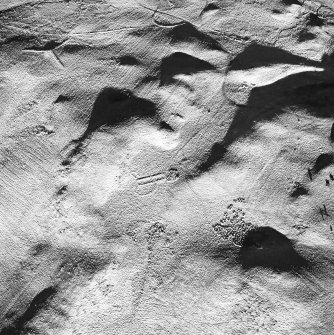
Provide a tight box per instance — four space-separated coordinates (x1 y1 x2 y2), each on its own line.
1 0 334 334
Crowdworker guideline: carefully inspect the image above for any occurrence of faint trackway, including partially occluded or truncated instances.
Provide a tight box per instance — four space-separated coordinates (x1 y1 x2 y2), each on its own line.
69 27 140 35
0 0 100 12
3 1 331 51
139 3 249 49
2 4 252 50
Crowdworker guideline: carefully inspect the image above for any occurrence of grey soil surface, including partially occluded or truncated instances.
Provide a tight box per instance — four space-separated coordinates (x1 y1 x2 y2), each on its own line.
1 0 334 334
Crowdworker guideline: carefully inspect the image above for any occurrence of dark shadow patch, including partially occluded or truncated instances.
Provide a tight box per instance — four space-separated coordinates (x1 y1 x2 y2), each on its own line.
61 43 89 53
61 140 83 167
198 142 227 173
1 287 57 335
228 44 319 71
197 44 334 172
201 2 220 14
224 71 334 143
312 153 334 174
281 0 300 5
24 40 64 51
290 182 308 197
86 88 156 133
239 227 308 272
321 50 334 66
61 88 157 165
160 52 215 85
330 123 334 142
298 30 317 42
54 95 71 104
117 55 140 66
167 22 224 51
292 82 334 110
307 13 324 27
159 120 174 132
